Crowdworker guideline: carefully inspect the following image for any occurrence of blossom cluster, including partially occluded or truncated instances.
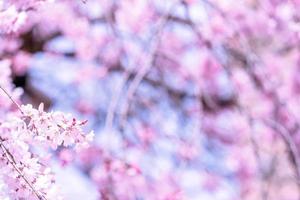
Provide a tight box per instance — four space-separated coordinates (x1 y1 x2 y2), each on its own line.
0 103 93 199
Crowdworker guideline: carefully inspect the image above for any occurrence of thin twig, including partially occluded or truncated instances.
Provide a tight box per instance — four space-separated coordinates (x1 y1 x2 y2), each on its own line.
0 141 46 200
0 85 24 115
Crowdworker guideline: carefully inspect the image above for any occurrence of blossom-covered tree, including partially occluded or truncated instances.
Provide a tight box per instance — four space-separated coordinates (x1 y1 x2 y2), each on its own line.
2 0 300 199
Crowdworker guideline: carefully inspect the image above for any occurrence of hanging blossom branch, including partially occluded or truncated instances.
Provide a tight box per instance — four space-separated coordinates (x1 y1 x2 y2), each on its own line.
119 0 181 128
0 83 94 199
264 119 300 182
104 1 132 131
0 0 48 35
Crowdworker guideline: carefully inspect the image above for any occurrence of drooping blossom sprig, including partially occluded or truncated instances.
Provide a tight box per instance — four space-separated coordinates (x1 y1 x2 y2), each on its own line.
0 70 93 199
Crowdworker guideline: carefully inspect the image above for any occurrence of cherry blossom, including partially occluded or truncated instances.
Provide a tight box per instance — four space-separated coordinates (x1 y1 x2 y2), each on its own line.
2 0 300 199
